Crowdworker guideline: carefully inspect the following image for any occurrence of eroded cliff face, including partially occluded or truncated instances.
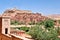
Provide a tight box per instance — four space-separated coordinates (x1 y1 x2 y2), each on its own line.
2 8 48 24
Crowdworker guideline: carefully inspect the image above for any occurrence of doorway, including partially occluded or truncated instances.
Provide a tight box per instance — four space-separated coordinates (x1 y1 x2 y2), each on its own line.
5 28 8 34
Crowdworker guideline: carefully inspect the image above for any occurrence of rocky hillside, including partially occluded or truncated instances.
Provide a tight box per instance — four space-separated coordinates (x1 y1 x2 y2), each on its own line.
2 8 48 24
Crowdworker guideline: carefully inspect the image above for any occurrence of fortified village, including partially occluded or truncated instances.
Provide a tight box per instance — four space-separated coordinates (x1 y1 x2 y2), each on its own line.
0 8 60 40
0 8 48 40
2 8 48 25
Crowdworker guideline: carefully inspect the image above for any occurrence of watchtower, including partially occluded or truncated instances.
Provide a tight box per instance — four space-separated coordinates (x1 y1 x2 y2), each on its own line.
0 16 10 34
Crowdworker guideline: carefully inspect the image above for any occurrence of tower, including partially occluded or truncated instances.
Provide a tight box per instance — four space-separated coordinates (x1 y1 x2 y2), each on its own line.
0 16 10 34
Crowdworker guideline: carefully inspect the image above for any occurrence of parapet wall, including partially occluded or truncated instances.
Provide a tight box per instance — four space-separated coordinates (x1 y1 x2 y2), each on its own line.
0 34 22 40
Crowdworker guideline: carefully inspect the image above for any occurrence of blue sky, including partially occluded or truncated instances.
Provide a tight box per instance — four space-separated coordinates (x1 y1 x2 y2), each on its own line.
0 0 60 15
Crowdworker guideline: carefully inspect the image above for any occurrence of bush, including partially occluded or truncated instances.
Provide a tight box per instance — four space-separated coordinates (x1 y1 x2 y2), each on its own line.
17 27 30 32
28 25 60 40
44 19 54 29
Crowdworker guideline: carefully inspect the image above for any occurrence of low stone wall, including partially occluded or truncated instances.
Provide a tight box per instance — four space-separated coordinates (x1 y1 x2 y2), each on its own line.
11 25 35 28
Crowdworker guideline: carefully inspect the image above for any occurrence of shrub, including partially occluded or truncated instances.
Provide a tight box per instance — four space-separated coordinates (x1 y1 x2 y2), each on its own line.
28 25 60 40
17 27 30 32
44 19 54 29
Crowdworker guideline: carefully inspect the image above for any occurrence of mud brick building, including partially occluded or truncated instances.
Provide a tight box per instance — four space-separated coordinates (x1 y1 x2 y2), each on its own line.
0 16 25 40
2 8 48 25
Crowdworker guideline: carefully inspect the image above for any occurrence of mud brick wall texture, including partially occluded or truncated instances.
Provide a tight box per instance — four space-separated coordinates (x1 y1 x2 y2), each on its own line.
0 34 22 40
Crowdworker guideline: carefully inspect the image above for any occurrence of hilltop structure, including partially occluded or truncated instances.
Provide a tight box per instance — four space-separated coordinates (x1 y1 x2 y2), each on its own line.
2 8 48 25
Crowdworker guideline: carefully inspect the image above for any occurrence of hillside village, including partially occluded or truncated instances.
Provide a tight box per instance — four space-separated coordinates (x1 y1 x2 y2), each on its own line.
2 8 60 26
0 8 60 40
2 8 48 25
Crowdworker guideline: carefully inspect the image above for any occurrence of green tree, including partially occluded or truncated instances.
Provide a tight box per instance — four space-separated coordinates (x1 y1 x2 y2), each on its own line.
16 26 30 32
44 19 54 29
18 27 30 32
28 25 60 40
